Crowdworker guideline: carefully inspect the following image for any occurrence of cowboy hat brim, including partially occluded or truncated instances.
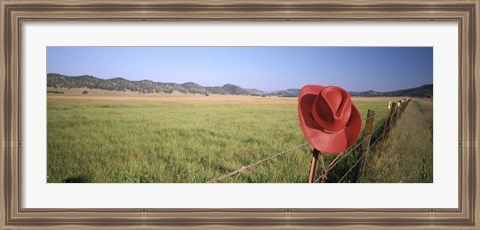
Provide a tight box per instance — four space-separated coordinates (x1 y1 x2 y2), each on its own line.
298 85 362 154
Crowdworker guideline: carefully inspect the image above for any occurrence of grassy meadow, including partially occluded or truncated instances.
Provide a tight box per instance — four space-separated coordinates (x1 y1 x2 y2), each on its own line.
47 93 430 183
362 99 433 182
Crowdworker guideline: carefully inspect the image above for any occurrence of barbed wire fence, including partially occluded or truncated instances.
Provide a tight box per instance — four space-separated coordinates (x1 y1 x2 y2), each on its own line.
207 98 412 183
207 142 309 183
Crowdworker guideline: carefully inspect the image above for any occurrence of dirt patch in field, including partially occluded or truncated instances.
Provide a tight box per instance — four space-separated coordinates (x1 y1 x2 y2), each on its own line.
351 96 405 102
47 94 298 105
48 87 405 105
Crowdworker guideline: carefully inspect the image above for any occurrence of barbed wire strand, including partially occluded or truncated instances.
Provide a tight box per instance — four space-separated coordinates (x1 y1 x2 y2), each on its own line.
319 152 327 176
316 152 328 182
325 137 368 171
362 115 375 121
370 133 385 148
207 142 309 183
338 153 367 183
336 122 395 183
316 173 328 182
321 116 382 171
374 120 387 132
315 122 387 183
314 139 364 183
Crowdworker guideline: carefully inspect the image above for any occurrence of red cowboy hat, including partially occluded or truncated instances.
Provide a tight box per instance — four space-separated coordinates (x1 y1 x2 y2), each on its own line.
298 85 362 154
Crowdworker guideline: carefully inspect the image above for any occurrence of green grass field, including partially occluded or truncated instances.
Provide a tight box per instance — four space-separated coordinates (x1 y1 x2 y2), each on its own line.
362 99 433 183
47 94 428 183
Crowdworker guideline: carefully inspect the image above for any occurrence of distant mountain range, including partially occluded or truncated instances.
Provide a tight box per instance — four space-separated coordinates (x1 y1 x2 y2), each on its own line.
349 84 433 98
47 73 433 98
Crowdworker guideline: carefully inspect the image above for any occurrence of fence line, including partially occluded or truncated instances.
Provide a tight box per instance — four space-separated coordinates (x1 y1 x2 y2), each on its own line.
338 153 366 183
315 121 386 183
335 98 411 183
207 142 309 183
207 98 412 183
325 137 369 171
362 115 375 121
363 114 375 121
313 137 369 183
369 131 386 149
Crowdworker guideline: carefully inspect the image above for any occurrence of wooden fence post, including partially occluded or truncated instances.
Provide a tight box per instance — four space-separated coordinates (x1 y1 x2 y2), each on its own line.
403 99 410 113
307 149 320 183
394 100 401 125
380 101 392 143
354 109 375 183
399 100 405 117
386 102 397 138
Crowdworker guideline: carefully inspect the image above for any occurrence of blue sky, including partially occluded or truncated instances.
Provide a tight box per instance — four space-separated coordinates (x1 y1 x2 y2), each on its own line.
47 47 433 92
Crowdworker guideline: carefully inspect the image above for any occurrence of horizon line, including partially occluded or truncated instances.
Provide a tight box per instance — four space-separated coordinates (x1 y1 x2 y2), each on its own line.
47 72 433 93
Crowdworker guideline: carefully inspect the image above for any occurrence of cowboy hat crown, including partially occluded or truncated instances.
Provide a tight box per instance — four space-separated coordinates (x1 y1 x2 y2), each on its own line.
298 84 362 154
311 86 352 133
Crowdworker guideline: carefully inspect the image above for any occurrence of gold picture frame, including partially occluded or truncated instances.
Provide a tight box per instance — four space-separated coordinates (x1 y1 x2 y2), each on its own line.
1 0 479 229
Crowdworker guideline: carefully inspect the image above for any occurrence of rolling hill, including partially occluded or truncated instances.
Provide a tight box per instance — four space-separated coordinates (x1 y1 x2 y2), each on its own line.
47 73 263 96
349 84 433 98
47 73 432 97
